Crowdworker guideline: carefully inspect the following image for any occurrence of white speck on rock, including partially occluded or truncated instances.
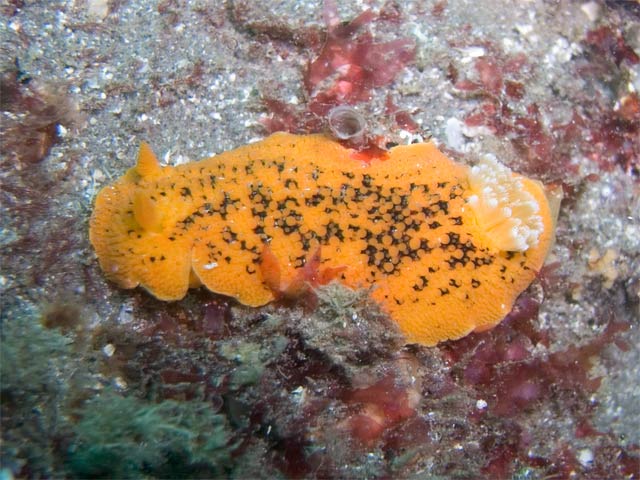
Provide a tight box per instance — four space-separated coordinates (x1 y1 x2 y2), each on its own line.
545 37 582 65
102 343 116 357
457 46 486 64
462 123 495 139
87 0 109 20
291 385 307 404
578 448 594 467
113 377 128 390
93 169 105 182
117 300 135 324
515 24 533 36
445 117 465 151
580 2 600 22
398 130 423 144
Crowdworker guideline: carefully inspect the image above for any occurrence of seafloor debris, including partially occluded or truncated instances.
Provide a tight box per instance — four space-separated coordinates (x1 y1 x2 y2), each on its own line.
0 65 79 165
260 0 417 148
1 1 639 478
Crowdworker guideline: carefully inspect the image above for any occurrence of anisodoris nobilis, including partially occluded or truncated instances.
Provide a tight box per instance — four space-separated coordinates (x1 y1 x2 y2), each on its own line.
90 133 556 346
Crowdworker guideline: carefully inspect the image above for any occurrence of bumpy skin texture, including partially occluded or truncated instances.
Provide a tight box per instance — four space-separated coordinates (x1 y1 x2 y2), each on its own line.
90 133 554 345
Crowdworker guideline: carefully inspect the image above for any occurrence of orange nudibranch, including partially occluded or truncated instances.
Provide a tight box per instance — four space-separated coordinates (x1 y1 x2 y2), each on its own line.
89 132 558 346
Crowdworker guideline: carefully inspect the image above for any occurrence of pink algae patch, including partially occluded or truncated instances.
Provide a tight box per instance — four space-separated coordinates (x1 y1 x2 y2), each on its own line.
442 296 630 417
304 10 415 115
451 27 640 182
385 94 419 133
586 26 640 67
1 68 79 165
261 0 416 149
474 57 503 94
345 374 416 445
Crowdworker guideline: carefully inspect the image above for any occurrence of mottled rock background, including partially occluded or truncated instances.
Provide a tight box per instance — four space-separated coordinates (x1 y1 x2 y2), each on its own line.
1 1 638 478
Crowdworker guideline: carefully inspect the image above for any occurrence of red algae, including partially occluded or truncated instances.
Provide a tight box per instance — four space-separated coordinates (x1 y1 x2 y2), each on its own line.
431 1 447 18
201 299 233 339
585 26 640 67
551 86 640 177
0 1 23 17
345 374 416 445
432 301 636 477
4 2 640 479
447 313 630 415
474 57 503 94
575 419 604 439
451 25 640 183
385 94 419 132
1 84 85 307
583 104 639 177
261 0 417 149
481 440 521 479
259 97 320 134
0 67 79 165
452 51 570 182
305 29 415 112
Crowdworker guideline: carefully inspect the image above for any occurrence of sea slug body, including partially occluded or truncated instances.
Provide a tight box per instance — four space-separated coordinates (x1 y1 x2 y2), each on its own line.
90 133 555 346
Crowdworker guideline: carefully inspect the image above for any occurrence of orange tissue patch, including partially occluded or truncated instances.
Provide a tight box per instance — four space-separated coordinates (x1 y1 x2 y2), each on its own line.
89 133 556 345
